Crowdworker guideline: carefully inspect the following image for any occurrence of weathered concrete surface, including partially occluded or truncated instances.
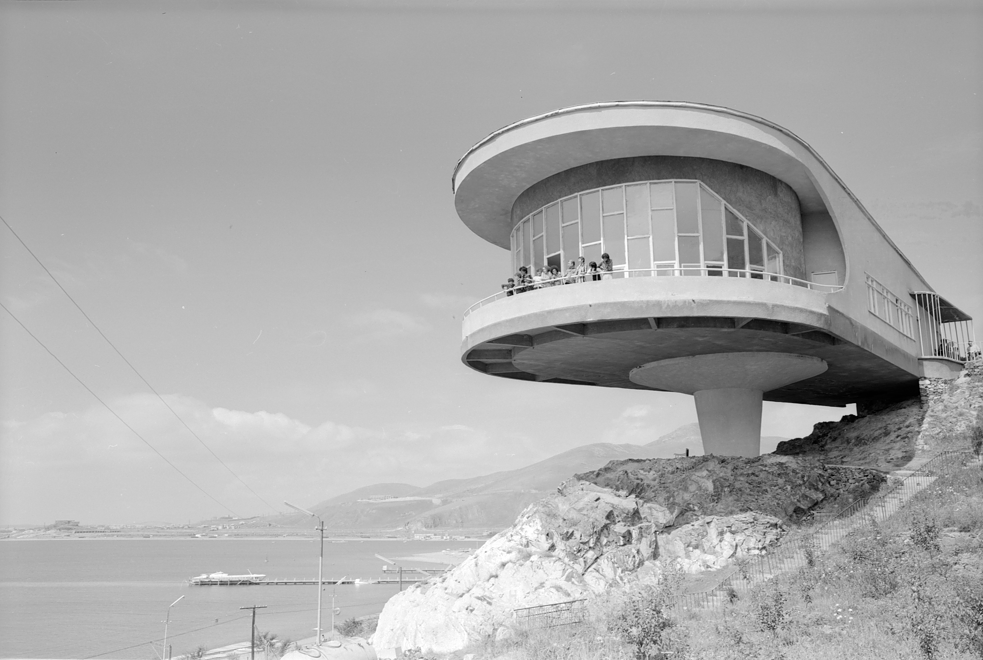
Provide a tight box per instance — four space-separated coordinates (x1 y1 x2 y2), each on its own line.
694 388 764 456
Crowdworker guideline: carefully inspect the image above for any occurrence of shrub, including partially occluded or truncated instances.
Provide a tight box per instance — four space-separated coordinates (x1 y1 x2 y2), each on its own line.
754 588 788 635
338 617 364 637
955 578 983 658
910 516 940 553
609 580 685 660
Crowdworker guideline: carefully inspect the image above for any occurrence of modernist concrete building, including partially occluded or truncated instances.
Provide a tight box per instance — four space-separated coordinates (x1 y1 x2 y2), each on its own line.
454 102 976 457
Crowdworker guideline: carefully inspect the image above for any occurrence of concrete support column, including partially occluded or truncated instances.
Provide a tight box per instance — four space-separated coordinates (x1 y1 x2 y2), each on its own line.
694 388 764 457
629 352 829 458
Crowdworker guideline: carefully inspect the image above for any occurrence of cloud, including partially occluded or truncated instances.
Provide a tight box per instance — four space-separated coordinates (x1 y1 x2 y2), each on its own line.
0 394 520 525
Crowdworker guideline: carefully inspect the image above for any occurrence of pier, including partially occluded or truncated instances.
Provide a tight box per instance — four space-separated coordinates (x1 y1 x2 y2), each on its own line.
190 576 431 586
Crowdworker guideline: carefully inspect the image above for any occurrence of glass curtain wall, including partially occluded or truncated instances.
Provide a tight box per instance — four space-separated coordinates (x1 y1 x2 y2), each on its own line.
511 180 784 279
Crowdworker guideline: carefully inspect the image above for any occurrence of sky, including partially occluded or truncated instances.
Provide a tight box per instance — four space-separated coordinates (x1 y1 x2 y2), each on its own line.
1 0 981 526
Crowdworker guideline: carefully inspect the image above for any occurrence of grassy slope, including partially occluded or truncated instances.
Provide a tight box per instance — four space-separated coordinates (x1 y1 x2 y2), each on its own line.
454 461 983 660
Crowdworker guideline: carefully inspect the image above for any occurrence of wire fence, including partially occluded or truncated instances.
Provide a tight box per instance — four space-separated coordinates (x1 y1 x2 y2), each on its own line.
512 598 587 630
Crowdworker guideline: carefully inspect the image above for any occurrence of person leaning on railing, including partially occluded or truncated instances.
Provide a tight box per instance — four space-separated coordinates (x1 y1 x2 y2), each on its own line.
563 260 578 284
599 253 614 280
588 261 601 281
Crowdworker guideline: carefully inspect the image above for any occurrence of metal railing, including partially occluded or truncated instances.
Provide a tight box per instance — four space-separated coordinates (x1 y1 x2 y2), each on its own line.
464 266 844 318
513 598 587 629
672 449 972 611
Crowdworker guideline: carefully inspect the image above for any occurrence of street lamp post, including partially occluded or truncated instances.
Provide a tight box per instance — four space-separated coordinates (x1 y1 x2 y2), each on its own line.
162 595 184 660
285 501 325 643
330 576 346 633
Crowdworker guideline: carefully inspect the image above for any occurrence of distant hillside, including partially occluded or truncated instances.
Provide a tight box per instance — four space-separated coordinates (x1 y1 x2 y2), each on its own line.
256 424 786 533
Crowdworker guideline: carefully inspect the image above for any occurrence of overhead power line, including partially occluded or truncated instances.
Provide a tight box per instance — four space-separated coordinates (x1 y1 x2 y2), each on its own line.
1 213 278 514
0 300 239 517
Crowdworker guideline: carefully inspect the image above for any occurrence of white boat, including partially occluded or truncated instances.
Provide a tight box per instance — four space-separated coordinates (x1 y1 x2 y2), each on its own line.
190 571 266 585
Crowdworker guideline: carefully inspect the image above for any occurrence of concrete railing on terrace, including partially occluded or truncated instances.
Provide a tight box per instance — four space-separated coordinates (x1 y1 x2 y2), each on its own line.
464 266 844 318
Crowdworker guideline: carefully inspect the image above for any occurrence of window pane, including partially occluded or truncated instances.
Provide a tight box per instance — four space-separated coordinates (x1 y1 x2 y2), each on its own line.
625 184 649 237
532 211 544 237
523 221 533 269
602 187 624 213
547 254 562 272
561 197 579 224
748 229 764 268
545 203 560 254
603 213 626 265
651 209 676 261
766 243 781 274
580 191 601 243
727 238 746 270
628 236 651 273
678 235 701 265
701 189 724 262
725 208 743 237
675 182 699 234
562 222 580 265
583 242 602 267
533 235 544 271
511 232 517 273
650 182 673 208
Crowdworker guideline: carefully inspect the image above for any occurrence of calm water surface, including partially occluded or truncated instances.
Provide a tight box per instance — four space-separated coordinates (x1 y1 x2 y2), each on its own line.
0 538 478 659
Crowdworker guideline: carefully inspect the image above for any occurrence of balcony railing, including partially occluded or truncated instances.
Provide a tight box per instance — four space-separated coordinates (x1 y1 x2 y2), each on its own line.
463 266 844 318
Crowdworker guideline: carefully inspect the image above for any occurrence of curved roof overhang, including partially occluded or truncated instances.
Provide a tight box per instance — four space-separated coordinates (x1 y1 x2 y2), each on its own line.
453 102 839 250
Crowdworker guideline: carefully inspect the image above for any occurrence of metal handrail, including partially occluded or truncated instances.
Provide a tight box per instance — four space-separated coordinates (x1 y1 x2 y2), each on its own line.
672 449 972 611
463 266 844 318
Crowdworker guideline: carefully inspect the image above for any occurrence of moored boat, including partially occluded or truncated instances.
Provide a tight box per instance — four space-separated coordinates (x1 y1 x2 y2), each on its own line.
190 571 266 585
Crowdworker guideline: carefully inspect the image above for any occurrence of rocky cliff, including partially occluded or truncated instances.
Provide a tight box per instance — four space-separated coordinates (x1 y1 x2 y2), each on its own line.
372 455 885 655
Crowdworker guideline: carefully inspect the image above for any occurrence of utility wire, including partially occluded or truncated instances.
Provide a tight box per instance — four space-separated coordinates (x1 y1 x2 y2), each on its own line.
0 300 239 517
81 614 252 659
1 214 278 514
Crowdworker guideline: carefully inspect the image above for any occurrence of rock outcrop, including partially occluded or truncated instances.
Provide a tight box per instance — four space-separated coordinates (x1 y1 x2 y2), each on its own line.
576 454 885 525
373 455 884 655
919 359 983 452
773 397 923 469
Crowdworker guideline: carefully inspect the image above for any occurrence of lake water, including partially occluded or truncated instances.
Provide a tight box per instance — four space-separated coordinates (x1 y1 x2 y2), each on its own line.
0 538 479 659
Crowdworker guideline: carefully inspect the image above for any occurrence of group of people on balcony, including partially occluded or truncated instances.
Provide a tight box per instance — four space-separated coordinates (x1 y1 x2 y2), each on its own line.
939 338 981 362
502 254 615 295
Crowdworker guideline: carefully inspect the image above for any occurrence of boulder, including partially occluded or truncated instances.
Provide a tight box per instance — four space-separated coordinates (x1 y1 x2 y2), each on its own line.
657 512 787 573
